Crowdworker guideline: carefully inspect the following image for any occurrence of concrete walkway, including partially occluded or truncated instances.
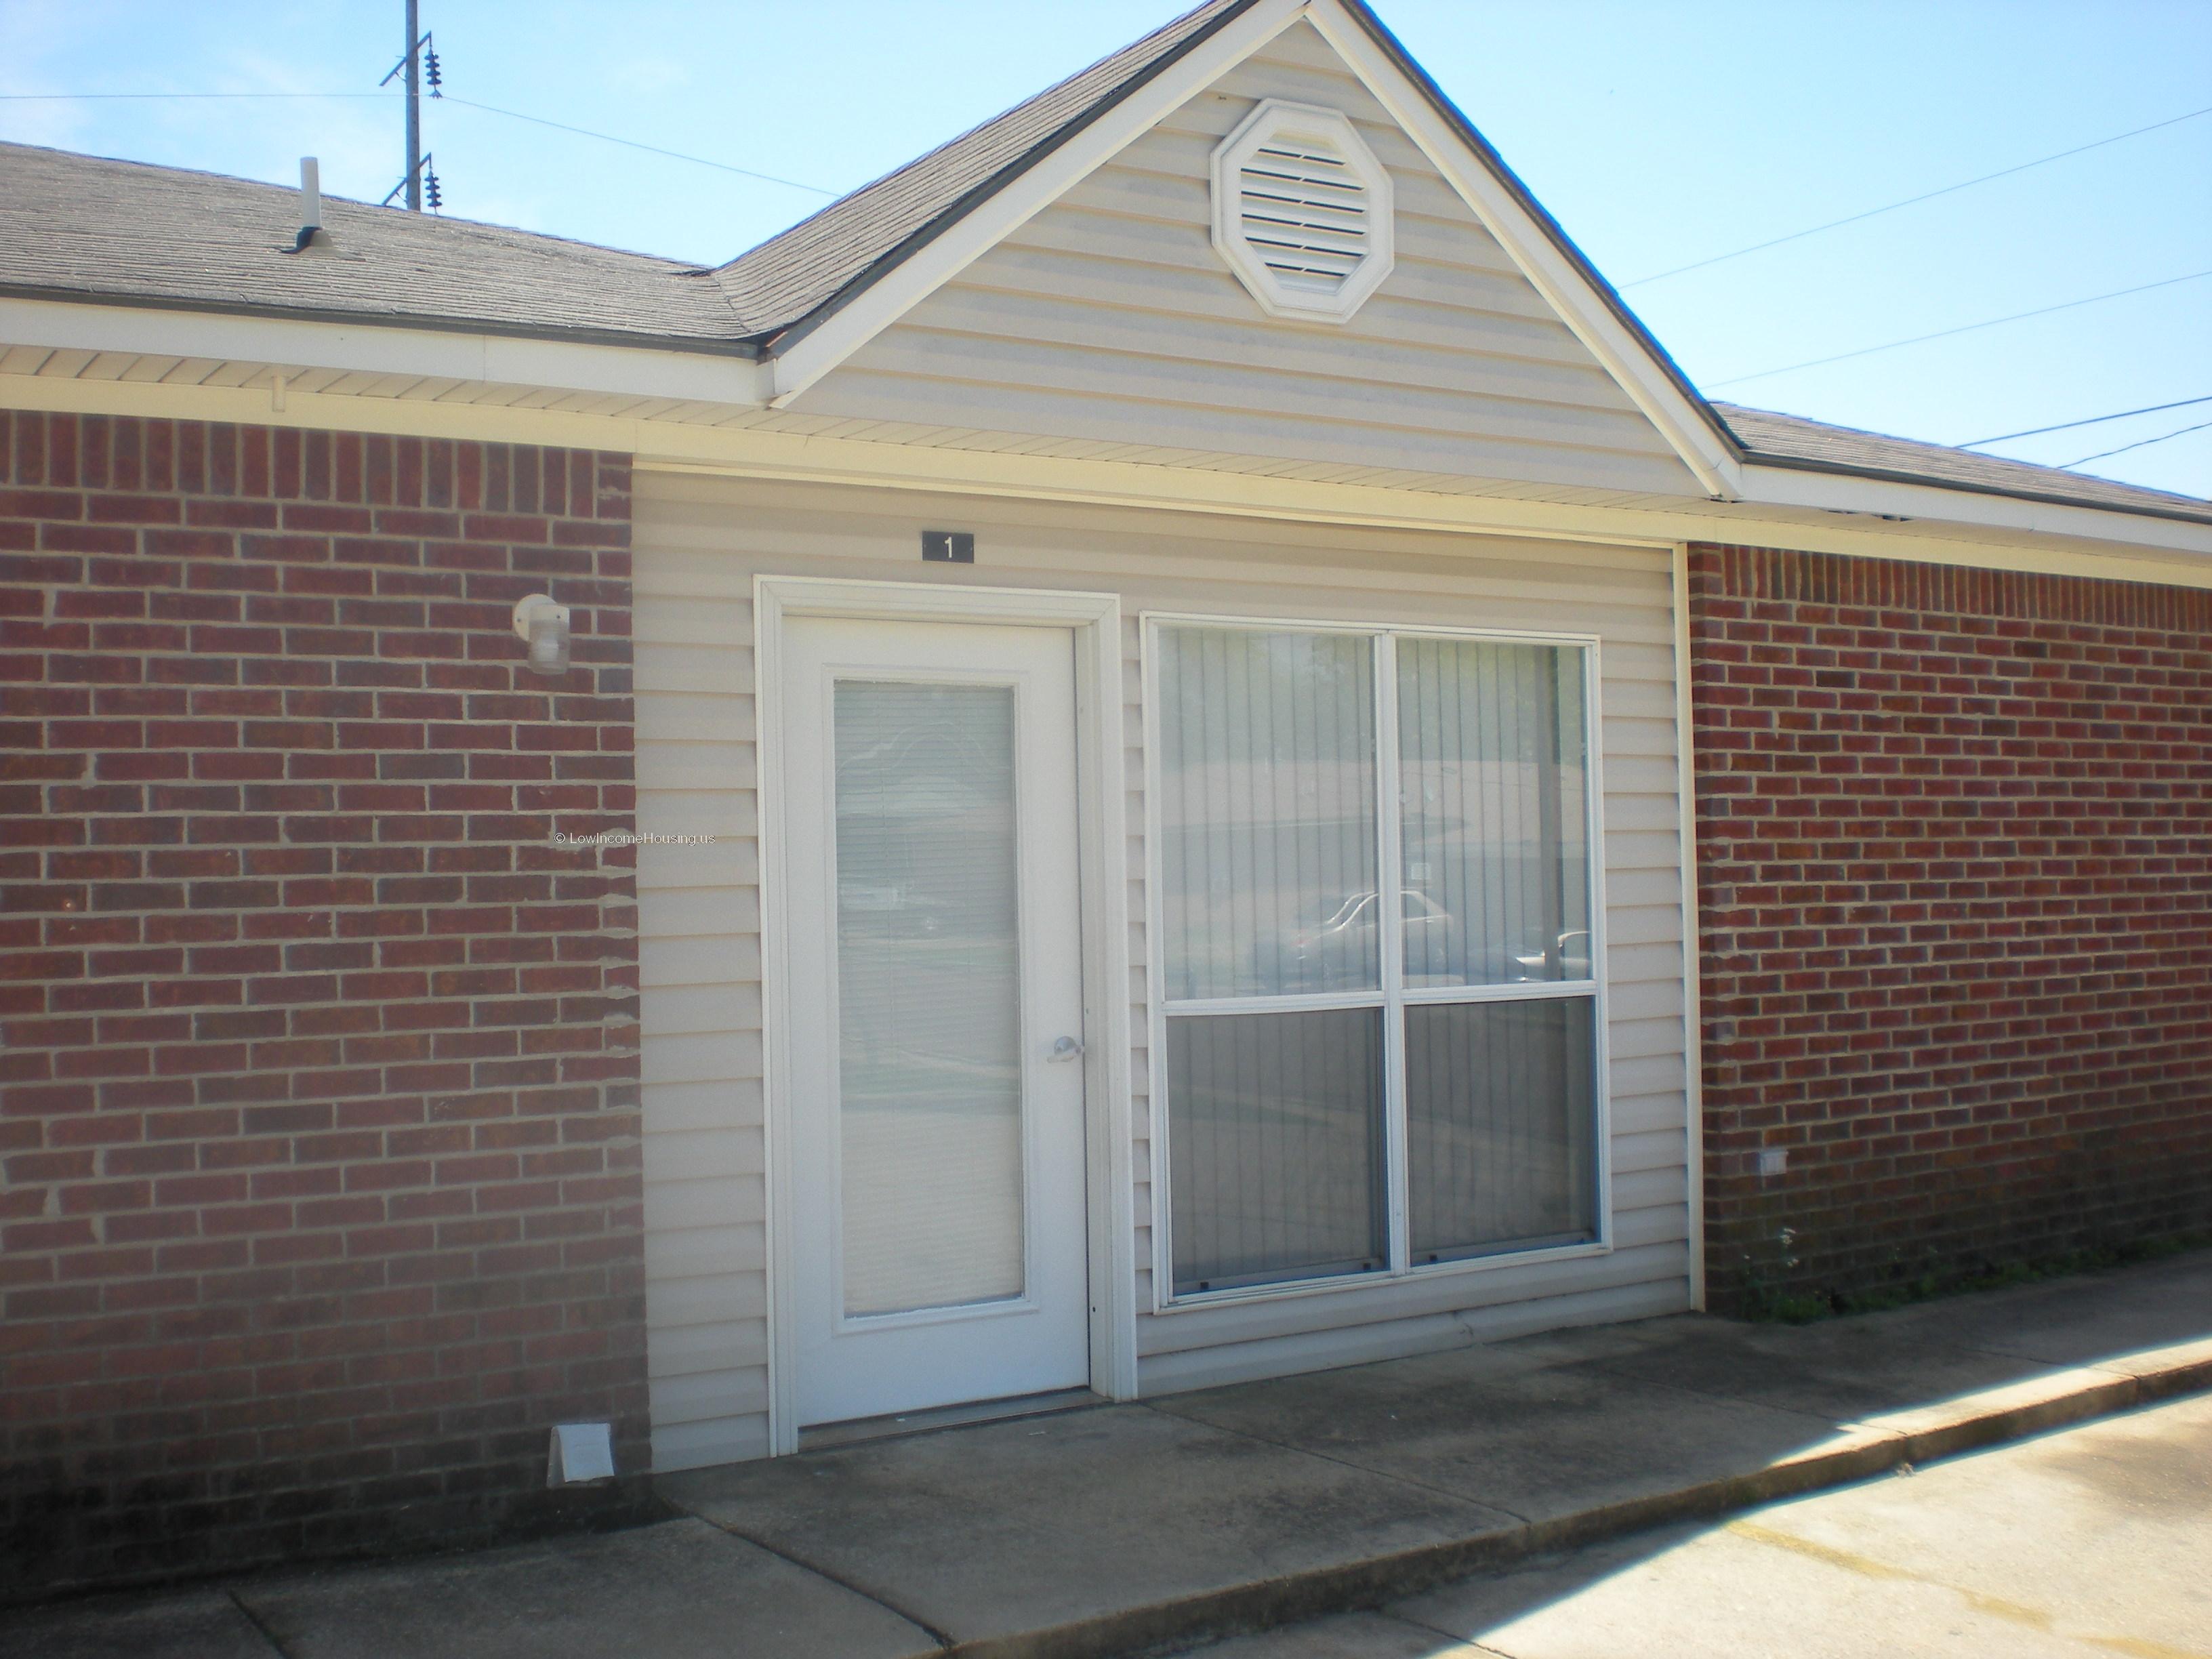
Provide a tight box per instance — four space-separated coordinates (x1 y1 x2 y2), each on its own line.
1184 1390 2212 1656
11 1251 2210 1659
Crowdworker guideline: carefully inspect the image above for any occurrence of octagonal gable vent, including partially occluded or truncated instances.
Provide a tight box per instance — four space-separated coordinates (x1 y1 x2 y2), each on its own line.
1212 98 1394 324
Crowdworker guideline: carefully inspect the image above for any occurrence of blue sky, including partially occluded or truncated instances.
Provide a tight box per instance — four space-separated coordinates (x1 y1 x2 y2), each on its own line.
5 0 2208 498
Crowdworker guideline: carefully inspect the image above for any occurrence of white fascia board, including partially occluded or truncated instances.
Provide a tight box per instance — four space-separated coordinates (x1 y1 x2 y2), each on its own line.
8 365 2206 577
765 0 1311 408
1305 1 1742 504
0 297 771 409
1736 459 2212 559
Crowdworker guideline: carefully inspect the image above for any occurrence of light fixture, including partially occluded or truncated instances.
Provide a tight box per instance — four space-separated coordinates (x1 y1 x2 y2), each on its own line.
511 594 571 676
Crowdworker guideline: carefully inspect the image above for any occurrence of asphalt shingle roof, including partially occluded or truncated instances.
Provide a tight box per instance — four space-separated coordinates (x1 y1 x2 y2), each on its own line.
0 140 747 349
708 0 1252 337
0 0 2203 529
1717 403 2212 526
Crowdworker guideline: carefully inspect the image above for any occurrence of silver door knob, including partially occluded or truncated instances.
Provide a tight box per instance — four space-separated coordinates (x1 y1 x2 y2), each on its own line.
1048 1036 1084 1062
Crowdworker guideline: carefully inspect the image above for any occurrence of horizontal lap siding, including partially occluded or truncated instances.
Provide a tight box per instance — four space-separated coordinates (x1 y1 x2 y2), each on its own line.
634 473 1690 1454
791 22 1698 499
632 567 766 1471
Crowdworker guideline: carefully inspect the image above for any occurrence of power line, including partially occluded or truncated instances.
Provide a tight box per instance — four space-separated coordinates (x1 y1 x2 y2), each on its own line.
1620 103 2212 289
1706 268 2212 390
2062 417 2212 470
436 96 838 197
0 87 840 198
0 90 395 99
1961 394 2212 448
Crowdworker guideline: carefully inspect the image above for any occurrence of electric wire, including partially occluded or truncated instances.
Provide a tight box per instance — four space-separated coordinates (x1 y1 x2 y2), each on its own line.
1960 394 2212 447
0 88 840 198
1706 268 2212 390
438 96 837 196
0 90 395 99
1620 103 2212 288
2062 417 2212 470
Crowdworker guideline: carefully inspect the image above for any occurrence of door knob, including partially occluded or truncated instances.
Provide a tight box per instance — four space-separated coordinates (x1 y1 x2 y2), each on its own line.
1048 1035 1084 1062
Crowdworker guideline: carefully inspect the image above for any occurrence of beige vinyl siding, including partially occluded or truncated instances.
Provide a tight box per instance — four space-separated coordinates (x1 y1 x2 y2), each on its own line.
634 470 1692 1459
634 565 768 1473
792 21 1699 499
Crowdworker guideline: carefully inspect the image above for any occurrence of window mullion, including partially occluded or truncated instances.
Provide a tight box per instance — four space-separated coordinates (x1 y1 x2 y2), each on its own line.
1374 631 1409 1277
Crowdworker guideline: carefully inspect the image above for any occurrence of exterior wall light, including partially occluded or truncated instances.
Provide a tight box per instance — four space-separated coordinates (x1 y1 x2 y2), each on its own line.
512 594 572 676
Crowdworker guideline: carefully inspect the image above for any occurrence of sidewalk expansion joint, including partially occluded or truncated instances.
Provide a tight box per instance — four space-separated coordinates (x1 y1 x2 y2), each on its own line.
688 1511 960 1651
226 1587 295 1659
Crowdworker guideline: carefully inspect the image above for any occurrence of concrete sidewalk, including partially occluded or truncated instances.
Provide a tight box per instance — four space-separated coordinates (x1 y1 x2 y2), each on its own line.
12 1250 2211 1659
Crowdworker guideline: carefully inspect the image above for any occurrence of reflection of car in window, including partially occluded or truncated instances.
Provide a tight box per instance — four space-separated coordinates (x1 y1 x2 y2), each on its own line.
1278 888 1455 975
1512 928 1592 981
1275 890 1592 985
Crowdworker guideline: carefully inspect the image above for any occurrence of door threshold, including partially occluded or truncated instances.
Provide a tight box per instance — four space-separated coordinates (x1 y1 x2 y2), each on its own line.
798 1387 1109 1452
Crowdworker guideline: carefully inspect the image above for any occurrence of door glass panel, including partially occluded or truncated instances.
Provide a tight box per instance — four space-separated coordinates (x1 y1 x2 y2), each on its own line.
1397 639 1589 986
834 682 1023 1317
1405 997 1597 1261
1157 627 1378 1000
1166 1006 1387 1294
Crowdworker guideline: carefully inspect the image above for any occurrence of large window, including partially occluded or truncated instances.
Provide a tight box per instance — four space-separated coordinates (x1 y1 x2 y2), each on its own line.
1149 619 1601 1300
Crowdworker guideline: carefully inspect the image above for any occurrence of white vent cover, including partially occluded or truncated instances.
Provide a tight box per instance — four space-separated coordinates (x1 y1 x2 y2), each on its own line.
1211 98 1394 324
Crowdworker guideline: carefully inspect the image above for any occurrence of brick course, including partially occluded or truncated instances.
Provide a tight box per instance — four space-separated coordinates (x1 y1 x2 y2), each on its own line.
0 411 645 1595
1688 543 2212 1310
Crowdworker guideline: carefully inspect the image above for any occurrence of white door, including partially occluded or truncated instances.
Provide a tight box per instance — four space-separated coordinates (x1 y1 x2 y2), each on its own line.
780 616 1090 1427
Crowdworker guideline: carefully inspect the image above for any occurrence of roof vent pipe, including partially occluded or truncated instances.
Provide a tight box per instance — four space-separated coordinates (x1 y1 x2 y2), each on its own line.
289 157 327 253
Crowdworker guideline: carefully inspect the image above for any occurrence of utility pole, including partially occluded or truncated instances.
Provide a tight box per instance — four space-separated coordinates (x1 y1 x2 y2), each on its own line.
403 0 421 211
380 1 441 211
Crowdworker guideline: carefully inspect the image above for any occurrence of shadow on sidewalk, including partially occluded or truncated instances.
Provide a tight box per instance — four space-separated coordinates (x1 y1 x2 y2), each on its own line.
5 1250 2207 1659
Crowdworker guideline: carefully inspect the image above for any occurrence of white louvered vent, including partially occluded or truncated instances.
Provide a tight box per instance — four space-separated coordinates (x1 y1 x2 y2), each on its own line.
1212 100 1394 324
1237 138 1369 295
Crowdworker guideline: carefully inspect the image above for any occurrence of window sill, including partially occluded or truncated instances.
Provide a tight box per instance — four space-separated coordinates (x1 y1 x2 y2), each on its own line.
1151 1234 1613 1316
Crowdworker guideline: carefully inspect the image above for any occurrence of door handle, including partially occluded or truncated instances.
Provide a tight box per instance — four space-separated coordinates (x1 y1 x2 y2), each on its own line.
1048 1035 1084 1063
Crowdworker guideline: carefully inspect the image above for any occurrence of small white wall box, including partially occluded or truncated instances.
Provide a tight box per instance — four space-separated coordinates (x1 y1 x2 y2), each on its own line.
1757 1148 1788 1178
548 1422 616 1486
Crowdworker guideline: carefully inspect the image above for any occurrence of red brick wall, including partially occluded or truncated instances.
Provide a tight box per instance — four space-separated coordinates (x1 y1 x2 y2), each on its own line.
1689 543 2212 1312
0 411 646 1595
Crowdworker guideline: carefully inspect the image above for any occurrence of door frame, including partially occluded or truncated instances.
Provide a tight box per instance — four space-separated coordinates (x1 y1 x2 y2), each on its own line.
754 575 1136 1455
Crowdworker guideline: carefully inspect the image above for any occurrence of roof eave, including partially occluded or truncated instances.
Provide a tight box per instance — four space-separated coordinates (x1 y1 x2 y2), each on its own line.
0 281 765 361
1738 449 2212 531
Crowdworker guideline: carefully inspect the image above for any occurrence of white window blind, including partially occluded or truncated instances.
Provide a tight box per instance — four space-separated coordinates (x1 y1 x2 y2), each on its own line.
1154 622 1601 1300
1397 638 1591 987
834 682 1025 1317
1158 628 1377 1002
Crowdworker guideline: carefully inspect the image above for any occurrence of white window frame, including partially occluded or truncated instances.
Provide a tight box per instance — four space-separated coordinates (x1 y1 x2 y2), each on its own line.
1211 98 1395 325
1141 611 1612 1313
